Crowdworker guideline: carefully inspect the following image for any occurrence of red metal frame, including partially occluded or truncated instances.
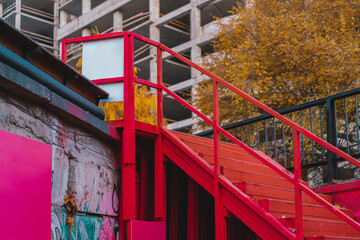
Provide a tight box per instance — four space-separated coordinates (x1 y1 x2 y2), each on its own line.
293 130 303 240
187 179 199 240
155 46 166 222
62 31 360 239
92 77 124 85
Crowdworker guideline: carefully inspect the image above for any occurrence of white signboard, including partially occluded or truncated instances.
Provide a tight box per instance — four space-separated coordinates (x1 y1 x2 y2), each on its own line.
82 37 125 101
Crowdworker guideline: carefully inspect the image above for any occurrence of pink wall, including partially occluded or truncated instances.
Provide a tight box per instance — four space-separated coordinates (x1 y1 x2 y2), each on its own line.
0 129 52 239
130 220 166 240
314 180 360 222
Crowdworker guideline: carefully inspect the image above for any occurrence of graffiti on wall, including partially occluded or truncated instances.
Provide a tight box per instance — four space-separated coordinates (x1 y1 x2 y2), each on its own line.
51 206 62 240
60 209 117 240
51 165 119 240
78 173 119 216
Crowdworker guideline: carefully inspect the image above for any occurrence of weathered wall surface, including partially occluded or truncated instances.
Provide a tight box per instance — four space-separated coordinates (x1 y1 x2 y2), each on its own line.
0 90 119 240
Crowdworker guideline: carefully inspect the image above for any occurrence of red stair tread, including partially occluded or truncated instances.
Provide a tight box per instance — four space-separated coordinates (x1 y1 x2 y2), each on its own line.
301 217 360 237
174 131 251 153
279 217 360 237
259 198 354 220
223 167 299 189
237 182 332 205
306 236 360 240
202 152 283 176
183 140 263 164
170 131 360 238
174 132 264 162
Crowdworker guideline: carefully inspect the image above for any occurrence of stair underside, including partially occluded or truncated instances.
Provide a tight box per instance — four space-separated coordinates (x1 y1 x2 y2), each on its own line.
170 130 360 239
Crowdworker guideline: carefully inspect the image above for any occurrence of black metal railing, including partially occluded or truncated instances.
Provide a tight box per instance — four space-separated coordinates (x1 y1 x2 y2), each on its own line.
197 88 360 185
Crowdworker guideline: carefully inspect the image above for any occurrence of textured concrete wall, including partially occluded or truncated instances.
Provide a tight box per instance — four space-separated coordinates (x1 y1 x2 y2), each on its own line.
0 89 119 240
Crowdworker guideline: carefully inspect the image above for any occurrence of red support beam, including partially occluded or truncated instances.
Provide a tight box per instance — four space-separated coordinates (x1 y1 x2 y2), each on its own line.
169 167 180 240
122 33 136 240
187 179 199 240
140 151 148 220
155 47 166 222
116 141 123 240
223 207 228 240
61 40 67 62
213 79 225 240
293 130 303 240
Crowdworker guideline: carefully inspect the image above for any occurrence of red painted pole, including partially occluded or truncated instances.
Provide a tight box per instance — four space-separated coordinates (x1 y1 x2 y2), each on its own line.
187 179 199 240
155 47 166 222
117 148 124 240
213 79 225 240
293 130 303 240
169 167 180 240
122 33 136 239
61 40 67 63
140 151 148 220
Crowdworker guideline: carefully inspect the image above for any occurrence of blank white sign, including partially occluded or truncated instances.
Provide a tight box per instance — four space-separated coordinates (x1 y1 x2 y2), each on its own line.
82 37 124 80
98 82 124 102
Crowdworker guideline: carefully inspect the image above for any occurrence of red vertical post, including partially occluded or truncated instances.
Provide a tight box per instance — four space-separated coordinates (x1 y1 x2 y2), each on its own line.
117 147 124 240
187 179 199 240
213 79 225 240
155 46 166 222
169 167 180 240
122 33 136 239
156 47 163 128
140 152 148 220
61 40 67 62
293 129 303 240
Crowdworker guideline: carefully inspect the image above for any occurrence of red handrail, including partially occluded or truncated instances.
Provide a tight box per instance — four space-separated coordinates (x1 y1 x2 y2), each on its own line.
62 31 360 238
129 32 360 234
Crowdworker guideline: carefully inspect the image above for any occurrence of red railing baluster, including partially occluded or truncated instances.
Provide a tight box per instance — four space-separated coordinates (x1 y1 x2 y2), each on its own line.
61 40 67 62
155 46 166 222
61 31 360 236
293 130 303 239
122 33 136 229
213 79 225 240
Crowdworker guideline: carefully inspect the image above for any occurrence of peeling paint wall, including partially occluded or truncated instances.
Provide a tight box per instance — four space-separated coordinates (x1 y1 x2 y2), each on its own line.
0 89 119 240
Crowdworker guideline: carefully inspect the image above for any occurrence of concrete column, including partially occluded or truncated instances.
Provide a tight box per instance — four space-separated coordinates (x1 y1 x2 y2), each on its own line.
113 11 123 32
59 10 67 27
0 3 3 18
149 0 160 84
82 0 91 15
191 46 201 78
82 28 91 37
190 2 202 79
58 42 62 60
53 1 60 56
15 0 21 29
190 1 202 121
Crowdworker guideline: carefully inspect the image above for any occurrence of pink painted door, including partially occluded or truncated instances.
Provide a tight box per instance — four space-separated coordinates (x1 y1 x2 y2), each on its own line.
0 129 52 239
130 220 166 240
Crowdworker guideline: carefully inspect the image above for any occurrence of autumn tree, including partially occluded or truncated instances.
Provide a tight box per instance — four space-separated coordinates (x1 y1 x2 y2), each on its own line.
99 67 157 125
193 0 360 130
75 28 157 125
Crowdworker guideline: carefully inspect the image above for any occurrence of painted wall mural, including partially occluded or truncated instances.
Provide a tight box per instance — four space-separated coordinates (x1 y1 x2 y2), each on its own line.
52 206 62 240
51 207 118 240
51 174 119 240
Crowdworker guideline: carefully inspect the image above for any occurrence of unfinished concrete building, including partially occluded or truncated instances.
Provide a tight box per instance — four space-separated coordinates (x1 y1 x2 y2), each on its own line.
0 0 56 51
0 0 238 131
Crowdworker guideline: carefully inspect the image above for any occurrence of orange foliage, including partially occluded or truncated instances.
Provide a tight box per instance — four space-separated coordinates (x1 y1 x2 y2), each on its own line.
193 0 360 130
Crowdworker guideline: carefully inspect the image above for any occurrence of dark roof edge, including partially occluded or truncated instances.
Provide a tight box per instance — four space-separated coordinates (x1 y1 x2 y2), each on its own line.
0 60 120 143
0 18 109 100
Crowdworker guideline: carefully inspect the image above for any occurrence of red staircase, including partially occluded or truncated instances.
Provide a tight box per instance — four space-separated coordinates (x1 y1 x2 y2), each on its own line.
166 130 360 239
62 31 360 240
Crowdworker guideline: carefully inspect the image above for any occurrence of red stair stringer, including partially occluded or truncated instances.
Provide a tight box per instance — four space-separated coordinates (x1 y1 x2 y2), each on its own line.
161 128 296 240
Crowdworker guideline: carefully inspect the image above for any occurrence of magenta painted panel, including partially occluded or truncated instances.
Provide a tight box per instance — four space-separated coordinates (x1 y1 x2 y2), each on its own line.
0 129 52 239
130 220 166 240
314 180 360 222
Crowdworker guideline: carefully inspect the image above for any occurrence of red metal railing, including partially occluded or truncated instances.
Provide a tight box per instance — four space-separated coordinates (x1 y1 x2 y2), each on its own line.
62 31 360 239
